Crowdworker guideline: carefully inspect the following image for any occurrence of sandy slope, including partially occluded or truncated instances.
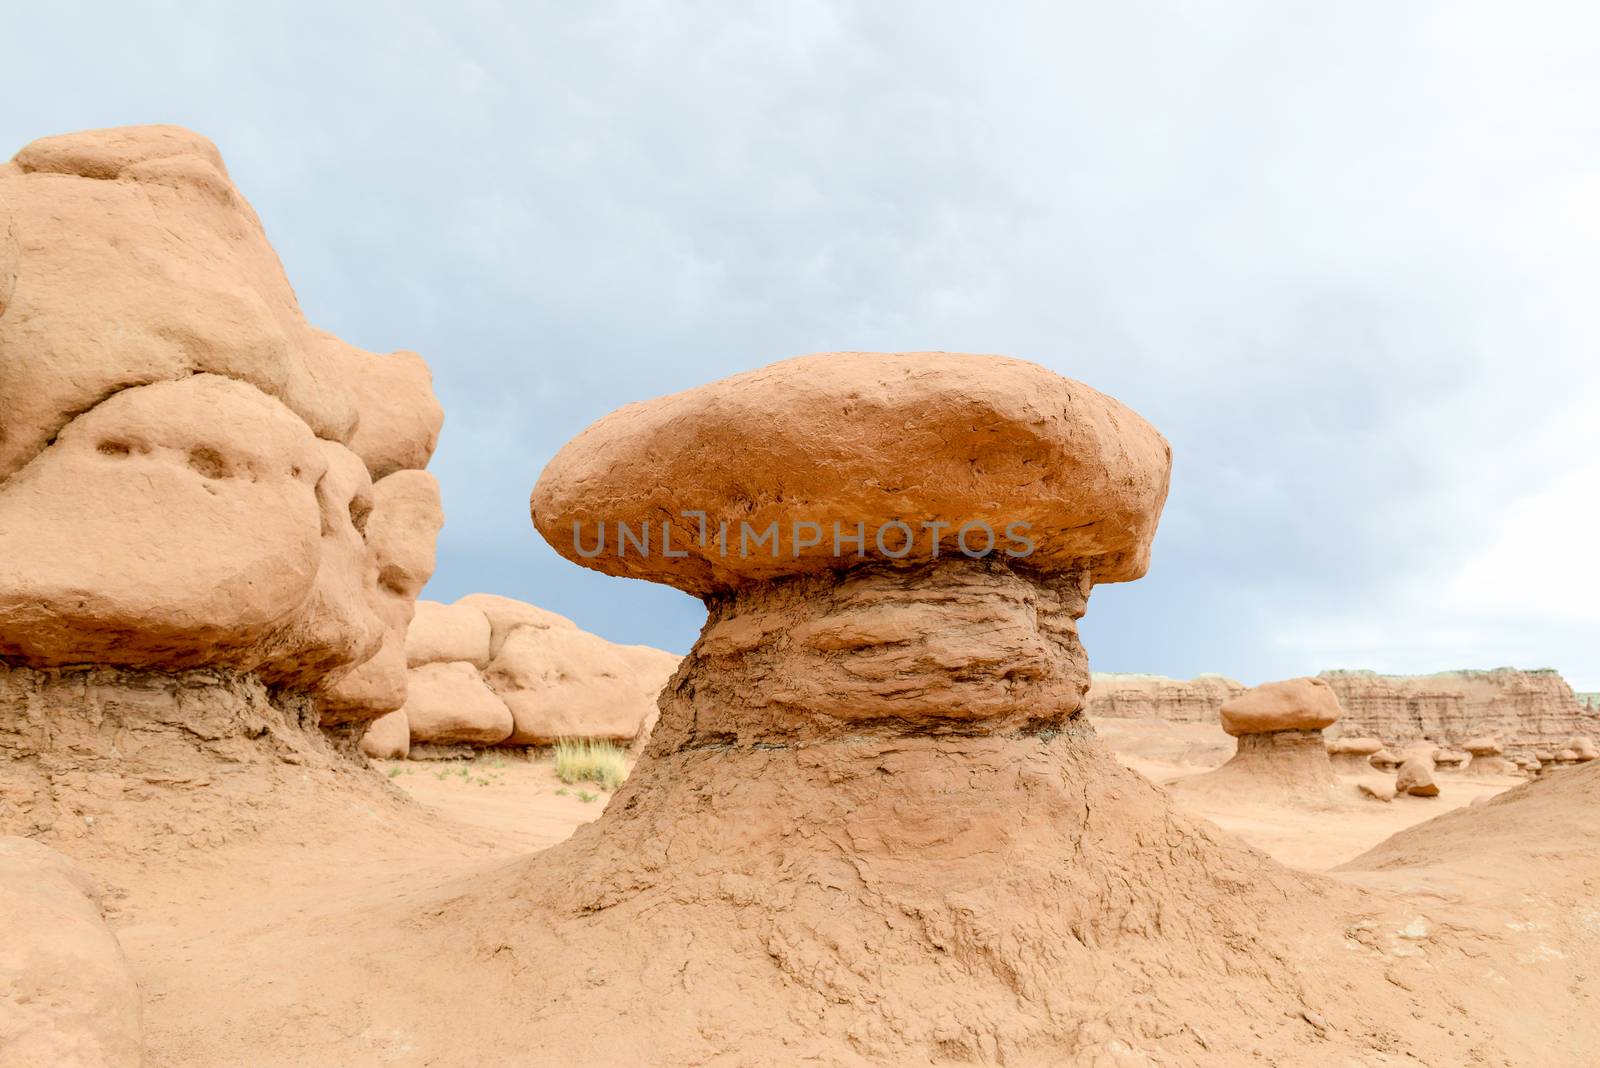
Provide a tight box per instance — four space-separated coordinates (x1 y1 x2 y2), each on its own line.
103 756 609 1067
47 727 1599 1066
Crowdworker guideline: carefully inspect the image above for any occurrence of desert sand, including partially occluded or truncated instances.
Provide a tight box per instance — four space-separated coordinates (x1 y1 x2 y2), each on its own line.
46 728 1577 1066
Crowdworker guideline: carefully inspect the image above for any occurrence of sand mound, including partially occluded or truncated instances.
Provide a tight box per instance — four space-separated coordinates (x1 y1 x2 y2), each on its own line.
1342 759 1600 892
0 837 141 1068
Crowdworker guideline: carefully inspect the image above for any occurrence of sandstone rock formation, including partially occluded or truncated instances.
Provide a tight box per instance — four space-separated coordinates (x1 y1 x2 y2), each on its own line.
1084 672 1245 722
1327 735 1383 773
0 125 444 842
359 708 410 761
1370 747 1401 771
405 600 492 669
1323 667 1596 758
1396 754 1440 797
357 351 1404 1063
1357 779 1396 802
0 837 141 1067
1567 736 1598 762
487 624 679 746
361 594 680 755
402 662 513 746
317 471 445 724
1462 736 1515 777
1171 676 1345 802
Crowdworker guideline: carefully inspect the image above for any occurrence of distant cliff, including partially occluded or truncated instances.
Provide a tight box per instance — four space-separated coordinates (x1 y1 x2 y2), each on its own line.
1322 668 1597 755
1085 673 1245 723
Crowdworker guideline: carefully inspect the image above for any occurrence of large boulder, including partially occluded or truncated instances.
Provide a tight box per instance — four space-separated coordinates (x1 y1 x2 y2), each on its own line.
318 471 444 724
0 375 325 668
452 592 577 658
484 624 677 745
0 125 444 729
1397 755 1440 797
1218 677 1342 737
0 837 141 1067
406 601 492 669
359 708 410 761
403 662 513 746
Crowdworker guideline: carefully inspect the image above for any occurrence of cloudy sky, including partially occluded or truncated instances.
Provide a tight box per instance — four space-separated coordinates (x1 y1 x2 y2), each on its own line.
6 2 1597 689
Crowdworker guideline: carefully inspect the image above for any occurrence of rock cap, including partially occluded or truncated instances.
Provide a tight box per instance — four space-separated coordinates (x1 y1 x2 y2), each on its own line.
1219 677 1342 737
530 352 1171 597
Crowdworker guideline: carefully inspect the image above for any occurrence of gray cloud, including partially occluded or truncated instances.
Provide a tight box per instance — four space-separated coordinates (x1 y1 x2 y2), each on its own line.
5 2 1597 687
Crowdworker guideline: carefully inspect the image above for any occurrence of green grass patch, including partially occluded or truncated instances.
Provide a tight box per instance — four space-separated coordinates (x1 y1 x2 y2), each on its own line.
553 737 629 791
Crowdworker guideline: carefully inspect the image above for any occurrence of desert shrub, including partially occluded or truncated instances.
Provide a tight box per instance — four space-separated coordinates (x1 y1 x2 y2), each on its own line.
553 737 629 791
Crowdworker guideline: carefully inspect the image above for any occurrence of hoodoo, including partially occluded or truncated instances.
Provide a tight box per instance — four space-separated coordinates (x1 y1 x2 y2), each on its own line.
305 351 1527 1065
1171 676 1345 802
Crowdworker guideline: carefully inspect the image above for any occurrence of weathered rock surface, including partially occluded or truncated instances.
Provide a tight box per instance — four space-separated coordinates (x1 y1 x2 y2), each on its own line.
1323 667 1597 758
1084 672 1245 722
487 624 679 745
405 601 491 669
453 592 578 658
531 351 1172 595
318 471 444 724
0 124 443 734
0 837 142 1068
402 662 513 746
1397 755 1440 797
0 663 384 856
1218 677 1341 737
1327 735 1383 773
359 708 410 761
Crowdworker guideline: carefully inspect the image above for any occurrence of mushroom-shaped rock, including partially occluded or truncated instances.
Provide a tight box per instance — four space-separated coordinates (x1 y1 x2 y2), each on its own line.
1174 677 1343 801
1327 735 1383 773
1566 736 1599 762
533 353 1172 735
1552 748 1582 766
1370 747 1402 772
369 352 1461 1064
360 708 410 761
402 662 513 746
1433 749 1468 771
405 600 492 669
1396 756 1440 797
1461 736 1515 777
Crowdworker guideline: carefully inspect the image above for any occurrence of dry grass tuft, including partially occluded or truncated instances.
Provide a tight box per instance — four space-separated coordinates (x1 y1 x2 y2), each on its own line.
553 738 629 791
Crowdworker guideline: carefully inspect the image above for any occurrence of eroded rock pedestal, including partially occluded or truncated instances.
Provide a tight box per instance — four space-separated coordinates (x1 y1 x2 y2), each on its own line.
293 352 1523 1065
1170 677 1345 804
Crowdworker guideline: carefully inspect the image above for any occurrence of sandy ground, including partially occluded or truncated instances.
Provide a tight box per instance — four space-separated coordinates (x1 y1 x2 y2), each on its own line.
377 754 609 850
103 754 612 1068
91 727 1558 1066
